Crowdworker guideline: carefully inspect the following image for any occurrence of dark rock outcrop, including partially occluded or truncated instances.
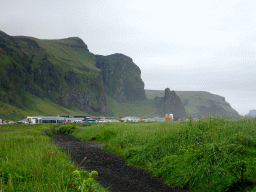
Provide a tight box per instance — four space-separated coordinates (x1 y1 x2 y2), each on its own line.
164 88 187 118
95 54 146 102
154 88 187 119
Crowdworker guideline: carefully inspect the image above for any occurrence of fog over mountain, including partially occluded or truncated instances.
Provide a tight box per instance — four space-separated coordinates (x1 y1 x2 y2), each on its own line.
1 0 256 116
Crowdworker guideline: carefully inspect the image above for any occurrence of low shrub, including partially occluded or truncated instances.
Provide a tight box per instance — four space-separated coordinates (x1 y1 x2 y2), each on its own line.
70 169 98 191
224 160 256 191
43 125 57 137
59 124 78 134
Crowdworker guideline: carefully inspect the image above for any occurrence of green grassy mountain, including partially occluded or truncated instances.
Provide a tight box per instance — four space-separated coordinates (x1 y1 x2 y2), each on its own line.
0 30 111 120
0 31 148 120
0 30 240 121
145 90 240 118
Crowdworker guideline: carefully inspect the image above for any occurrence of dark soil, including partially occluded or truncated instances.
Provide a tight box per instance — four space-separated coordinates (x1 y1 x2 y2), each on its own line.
51 131 193 192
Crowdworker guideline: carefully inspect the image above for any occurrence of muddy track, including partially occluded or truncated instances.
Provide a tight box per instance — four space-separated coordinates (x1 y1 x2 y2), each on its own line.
51 131 193 192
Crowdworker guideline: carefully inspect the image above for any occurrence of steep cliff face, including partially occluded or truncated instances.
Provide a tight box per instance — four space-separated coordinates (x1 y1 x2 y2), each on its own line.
0 31 111 116
153 88 187 118
95 54 146 102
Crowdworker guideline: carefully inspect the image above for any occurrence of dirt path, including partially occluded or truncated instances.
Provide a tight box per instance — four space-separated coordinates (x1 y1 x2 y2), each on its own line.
51 131 193 192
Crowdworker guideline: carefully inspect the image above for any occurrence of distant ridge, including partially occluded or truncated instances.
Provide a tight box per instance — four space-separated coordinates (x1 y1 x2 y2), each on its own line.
245 110 256 117
145 90 240 118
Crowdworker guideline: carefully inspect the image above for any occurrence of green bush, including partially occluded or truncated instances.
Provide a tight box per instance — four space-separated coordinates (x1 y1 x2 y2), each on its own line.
224 160 256 191
71 169 98 191
59 124 78 134
43 125 57 137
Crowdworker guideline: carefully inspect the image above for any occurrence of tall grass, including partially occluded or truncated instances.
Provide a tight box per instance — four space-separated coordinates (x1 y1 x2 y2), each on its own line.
0 125 109 192
73 117 256 191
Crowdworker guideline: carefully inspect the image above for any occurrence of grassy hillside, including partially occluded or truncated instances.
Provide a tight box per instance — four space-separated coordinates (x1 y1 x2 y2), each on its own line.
145 90 239 117
144 89 165 99
1 31 149 120
14 35 103 96
0 31 110 118
0 92 88 121
34 37 98 73
175 91 237 117
73 118 256 192
108 97 159 119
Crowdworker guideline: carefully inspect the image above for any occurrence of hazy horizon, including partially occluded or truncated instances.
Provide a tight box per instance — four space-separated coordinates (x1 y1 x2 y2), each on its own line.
1 0 256 116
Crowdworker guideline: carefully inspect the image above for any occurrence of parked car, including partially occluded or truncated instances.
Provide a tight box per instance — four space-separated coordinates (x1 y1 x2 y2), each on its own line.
86 119 97 123
17 121 25 124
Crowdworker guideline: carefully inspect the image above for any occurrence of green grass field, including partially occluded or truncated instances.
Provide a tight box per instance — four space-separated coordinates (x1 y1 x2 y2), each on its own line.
1 118 256 191
73 117 256 192
0 124 110 192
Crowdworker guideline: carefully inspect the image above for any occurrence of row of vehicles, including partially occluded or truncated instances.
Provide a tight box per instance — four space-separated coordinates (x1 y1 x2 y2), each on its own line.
72 119 119 124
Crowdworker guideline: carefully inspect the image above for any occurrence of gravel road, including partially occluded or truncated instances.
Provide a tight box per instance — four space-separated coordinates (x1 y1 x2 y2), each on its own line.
51 131 193 192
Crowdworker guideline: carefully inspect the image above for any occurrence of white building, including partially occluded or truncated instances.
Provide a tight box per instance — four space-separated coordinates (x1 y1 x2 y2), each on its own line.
27 116 44 124
64 117 84 123
121 116 140 122
27 116 66 124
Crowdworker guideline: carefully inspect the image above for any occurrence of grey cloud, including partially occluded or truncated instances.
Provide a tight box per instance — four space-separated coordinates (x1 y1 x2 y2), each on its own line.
1 0 256 115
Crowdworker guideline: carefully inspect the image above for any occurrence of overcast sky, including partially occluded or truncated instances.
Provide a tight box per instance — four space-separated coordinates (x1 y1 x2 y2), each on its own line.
1 0 256 115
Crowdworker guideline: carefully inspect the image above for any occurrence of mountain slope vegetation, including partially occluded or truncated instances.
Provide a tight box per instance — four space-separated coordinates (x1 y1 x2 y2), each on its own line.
0 30 240 120
0 31 110 118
